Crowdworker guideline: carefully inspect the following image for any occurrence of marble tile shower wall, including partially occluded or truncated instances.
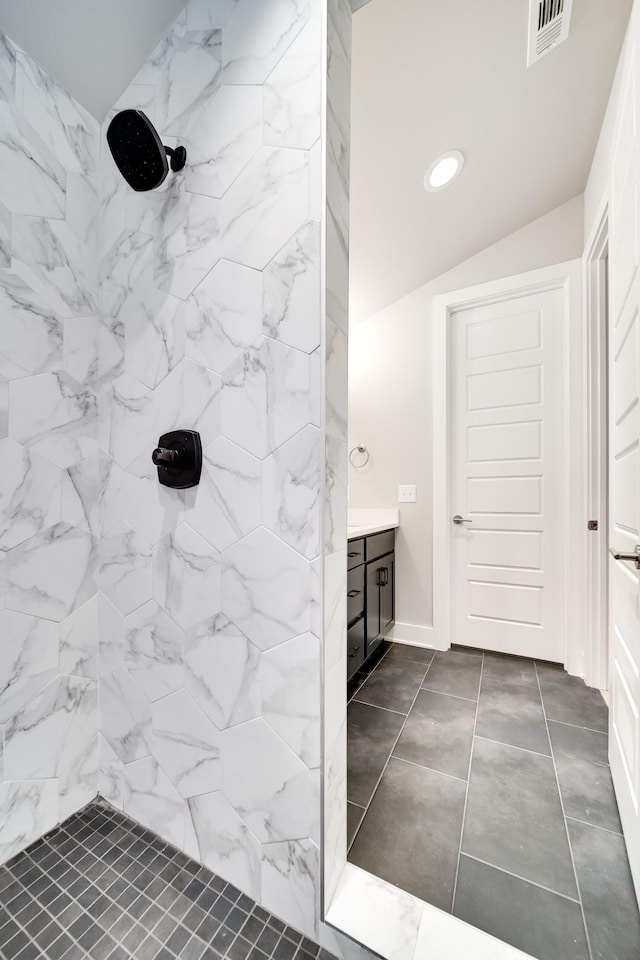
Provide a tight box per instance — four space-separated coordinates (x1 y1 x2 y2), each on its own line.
96 0 326 945
0 35 100 862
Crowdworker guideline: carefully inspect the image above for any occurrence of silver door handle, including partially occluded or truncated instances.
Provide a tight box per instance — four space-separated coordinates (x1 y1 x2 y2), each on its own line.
609 545 640 569
453 515 473 525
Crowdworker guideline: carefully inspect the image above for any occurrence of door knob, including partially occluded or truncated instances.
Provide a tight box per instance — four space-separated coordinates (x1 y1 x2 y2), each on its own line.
609 545 640 570
452 515 473 525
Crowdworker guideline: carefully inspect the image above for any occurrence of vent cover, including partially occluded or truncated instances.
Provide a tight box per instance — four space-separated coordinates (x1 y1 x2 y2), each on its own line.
527 0 573 66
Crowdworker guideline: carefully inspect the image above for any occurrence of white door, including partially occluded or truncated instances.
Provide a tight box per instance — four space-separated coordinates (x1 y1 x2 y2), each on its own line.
608 39 640 896
450 279 568 662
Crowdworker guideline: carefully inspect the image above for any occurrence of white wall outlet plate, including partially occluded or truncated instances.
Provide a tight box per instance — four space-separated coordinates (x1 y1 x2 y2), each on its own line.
398 485 417 503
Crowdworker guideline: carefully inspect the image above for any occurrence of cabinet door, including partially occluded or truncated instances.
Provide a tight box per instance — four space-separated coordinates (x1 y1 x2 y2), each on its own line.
380 554 395 635
366 561 382 654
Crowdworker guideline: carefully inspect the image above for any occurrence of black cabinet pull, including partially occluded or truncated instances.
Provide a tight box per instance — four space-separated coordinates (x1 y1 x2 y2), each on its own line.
348 645 362 658
347 589 361 598
377 567 388 587
348 551 361 557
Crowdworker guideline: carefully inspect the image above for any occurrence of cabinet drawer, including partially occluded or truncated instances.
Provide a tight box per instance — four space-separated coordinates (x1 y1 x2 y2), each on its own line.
347 539 365 569
366 529 395 562
347 617 365 676
347 565 365 625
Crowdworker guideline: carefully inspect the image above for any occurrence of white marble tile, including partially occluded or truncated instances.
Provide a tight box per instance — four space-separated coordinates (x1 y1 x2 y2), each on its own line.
414 904 532 960
184 613 261 729
326 211 349 336
263 221 320 354
12 215 97 319
263 425 321 560
185 84 261 199
66 173 99 255
0 33 16 104
98 592 125 677
98 732 124 809
100 231 153 318
124 599 184 701
223 0 309 85
103 373 155 469
152 689 220 797
309 348 321 429
263 16 321 150
221 337 309 459
0 374 7 439
59 594 98 679
326 864 423 960
0 438 61 551
123 755 185 850
156 29 222 136
59 737 98 822
9 371 97 469
186 0 239 30
98 455 125 538
221 147 309 272
17 52 98 176
4 674 97 780
0 609 58 724
326 319 347 441
262 632 320 768
153 523 221 630
99 519 152 616
309 139 321 221
128 11 187 89
153 358 221 444
123 450 184 546
0 200 10 267
127 186 222 301
4 521 96 621
100 667 152 763
62 457 99 535
325 656 346 795
310 556 321 639
221 527 310 650
325 436 347 555
325 771 347 906
325 550 347 672
64 317 98 386
183 437 261 552
0 102 66 218
98 175 127 261
220 717 315 842
0 270 62 379
0 780 57 866
186 790 261 900
262 839 320 940
123 267 185 389
184 259 262 374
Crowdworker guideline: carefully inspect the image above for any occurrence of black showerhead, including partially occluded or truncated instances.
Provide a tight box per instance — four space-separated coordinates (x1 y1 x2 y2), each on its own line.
106 109 187 192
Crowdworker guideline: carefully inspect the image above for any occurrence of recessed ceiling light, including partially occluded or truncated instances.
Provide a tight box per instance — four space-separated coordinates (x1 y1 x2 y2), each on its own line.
424 150 465 192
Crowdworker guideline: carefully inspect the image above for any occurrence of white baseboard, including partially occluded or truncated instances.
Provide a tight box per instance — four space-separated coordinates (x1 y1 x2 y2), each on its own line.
387 622 445 649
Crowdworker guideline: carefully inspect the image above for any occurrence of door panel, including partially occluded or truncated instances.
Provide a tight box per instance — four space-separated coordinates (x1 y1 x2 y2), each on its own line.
608 41 640 898
451 285 564 661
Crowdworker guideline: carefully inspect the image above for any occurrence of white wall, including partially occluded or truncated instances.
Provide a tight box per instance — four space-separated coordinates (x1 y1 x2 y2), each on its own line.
348 194 585 637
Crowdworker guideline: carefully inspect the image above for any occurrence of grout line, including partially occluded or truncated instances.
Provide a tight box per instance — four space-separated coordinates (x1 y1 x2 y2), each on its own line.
565 815 624 839
459 852 583 904
472 734 554 761
350 698 407 717
535 661 594 960
348 650 435 851
545 716 609 737
420 685 478 704
348 643 393 702
389 754 468 784
451 652 483 912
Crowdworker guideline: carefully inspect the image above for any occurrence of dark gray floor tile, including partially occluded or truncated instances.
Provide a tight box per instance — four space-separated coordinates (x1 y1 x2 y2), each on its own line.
422 649 482 701
346 803 365 849
453 855 589 960
348 757 466 910
347 700 404 807
461 737 578 898
568 818 640 960
393 689 475 780
477 654 550 755
536 663 608 732
354 656 427 714
386 643 435 665
549 721 622 834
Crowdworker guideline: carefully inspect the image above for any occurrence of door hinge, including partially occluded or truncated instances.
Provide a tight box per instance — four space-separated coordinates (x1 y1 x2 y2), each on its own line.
588 520 598 531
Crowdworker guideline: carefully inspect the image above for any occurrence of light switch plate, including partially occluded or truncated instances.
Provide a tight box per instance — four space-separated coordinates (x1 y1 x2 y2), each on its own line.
398 485 417 503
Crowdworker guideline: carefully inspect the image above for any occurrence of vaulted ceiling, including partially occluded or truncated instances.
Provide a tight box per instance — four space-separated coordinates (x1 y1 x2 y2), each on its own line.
349 0 633 322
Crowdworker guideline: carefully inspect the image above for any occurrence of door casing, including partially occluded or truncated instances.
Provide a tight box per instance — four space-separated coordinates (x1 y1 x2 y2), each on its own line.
432 261 590 677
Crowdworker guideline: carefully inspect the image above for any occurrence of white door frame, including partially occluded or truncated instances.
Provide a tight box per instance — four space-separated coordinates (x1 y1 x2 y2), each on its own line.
431 261 588 673
584 201 610 691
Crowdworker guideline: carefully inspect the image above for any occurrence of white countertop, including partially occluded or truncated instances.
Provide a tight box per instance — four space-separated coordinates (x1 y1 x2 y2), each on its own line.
347 508 399 540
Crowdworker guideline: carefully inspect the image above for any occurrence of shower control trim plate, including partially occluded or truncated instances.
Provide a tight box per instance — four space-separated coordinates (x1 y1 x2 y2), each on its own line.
152 430 202 489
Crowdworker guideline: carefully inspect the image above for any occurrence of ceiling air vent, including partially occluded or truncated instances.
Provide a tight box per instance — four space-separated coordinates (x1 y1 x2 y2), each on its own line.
527 0 573 67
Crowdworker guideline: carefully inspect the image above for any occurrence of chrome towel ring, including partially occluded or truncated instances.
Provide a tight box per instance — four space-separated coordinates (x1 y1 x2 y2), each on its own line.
349 444 370 468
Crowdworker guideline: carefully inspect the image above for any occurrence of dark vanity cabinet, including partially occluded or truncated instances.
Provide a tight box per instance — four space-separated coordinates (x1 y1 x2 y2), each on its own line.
347 529 395 680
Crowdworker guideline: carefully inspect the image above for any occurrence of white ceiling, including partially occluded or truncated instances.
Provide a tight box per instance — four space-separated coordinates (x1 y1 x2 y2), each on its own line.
0 0 187 119
349 0 633 323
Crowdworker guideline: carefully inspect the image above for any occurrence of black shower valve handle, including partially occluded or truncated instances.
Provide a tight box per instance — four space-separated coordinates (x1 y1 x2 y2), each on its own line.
152 446 181 466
